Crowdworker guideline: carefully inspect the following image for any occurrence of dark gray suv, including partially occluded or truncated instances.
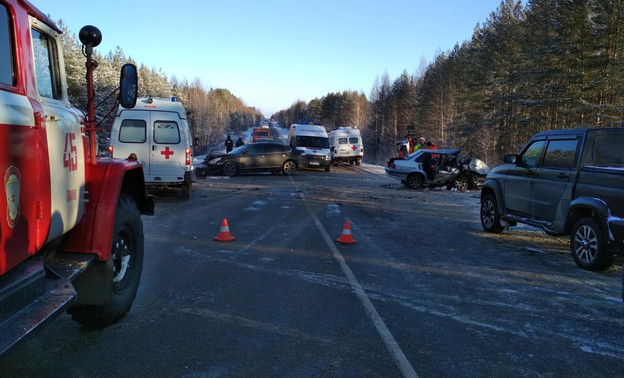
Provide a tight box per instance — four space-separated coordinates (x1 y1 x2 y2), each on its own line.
480 128 624 271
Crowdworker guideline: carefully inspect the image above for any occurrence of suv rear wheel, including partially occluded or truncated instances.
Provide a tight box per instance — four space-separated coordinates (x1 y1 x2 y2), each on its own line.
480 193 504 233
571 217 614 271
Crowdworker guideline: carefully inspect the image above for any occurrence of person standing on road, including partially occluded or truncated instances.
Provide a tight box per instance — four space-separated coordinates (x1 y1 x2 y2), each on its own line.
225 135 234 153
235 137 244 147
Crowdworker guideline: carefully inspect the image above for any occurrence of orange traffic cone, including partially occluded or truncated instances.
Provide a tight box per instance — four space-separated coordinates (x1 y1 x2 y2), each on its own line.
336 221 356 244
214 218 235 242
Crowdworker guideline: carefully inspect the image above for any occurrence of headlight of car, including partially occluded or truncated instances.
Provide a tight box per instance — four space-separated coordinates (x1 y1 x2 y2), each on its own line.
207 157 222 164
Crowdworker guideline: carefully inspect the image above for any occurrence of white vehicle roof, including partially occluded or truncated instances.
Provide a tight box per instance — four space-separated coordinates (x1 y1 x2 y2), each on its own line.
329 126 361 136
290 123 328 136
120 96 187 118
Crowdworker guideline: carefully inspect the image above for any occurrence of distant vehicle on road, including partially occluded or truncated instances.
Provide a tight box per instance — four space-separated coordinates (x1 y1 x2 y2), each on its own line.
252 127 271 142
197 142 298 177
329 126 364 166
288 123 331 172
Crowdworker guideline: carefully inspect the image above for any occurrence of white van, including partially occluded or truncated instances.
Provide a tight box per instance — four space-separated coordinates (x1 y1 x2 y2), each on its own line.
109 96 193 198
288 123 331 172
328 126 364 166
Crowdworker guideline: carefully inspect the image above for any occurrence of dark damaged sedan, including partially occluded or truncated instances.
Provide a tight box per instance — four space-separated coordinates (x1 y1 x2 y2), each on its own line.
196 142 299 177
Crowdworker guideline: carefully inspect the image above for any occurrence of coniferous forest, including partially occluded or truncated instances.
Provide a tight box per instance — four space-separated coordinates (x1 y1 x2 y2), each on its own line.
58 0 624 165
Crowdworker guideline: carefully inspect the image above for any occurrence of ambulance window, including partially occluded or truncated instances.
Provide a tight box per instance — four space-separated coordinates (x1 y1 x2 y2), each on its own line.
0 4 14 86
119 119 146 143
338 138 348 144
31 29 62 99
349 137 359 144
154 121 180 144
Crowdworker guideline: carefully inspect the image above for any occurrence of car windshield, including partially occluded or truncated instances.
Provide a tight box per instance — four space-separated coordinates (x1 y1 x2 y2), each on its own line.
296 136 329 149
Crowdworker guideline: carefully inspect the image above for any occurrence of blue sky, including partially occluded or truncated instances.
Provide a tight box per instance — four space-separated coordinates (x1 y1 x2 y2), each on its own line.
35 0 505 117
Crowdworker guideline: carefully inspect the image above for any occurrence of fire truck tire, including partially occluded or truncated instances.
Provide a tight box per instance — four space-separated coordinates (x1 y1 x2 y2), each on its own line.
70 195 144 327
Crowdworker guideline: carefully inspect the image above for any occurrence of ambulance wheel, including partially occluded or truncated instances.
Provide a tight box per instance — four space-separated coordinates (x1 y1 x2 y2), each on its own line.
222 162 237 176
325 166 331 172
356 159 361 166
181 182 192 199
69 195 144 327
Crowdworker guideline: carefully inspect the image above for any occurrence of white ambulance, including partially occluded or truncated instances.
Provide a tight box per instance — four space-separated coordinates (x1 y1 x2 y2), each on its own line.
288 123 331 172
328 126 364 166
109 96 193 198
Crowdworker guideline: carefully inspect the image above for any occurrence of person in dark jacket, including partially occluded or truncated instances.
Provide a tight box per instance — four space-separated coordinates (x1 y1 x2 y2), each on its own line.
235 137 244 147
225 135 234 153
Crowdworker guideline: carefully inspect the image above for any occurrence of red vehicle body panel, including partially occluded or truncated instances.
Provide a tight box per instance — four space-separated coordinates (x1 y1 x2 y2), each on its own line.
0 1 53 274
62 158 149 261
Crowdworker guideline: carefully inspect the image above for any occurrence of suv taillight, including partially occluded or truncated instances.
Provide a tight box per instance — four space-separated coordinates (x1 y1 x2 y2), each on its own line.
108 146 113 157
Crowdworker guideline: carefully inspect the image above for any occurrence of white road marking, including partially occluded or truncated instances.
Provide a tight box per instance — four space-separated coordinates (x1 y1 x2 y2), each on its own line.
292 177 418 378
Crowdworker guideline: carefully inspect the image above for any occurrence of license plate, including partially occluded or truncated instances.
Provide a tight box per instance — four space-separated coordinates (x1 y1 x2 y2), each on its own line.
309 162 319 166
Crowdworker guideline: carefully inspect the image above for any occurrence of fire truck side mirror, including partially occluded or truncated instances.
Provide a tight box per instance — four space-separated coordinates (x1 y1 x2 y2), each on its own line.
119 64 138 109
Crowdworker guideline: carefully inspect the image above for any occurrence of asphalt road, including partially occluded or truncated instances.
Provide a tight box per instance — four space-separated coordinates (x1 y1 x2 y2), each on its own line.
2 163 623 377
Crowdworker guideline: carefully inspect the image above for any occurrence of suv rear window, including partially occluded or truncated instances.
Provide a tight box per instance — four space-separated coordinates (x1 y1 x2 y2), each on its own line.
592 135 624 167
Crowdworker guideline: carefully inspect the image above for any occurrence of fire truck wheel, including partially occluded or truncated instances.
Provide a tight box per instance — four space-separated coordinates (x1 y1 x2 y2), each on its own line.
70 195 144 327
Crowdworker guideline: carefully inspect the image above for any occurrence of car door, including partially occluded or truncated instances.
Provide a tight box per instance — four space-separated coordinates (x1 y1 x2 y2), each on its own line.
432 153 458 185
503 140 546 216
264 144 288 169
150 112 183 180
530 138 578 221
114 113 150 172
238 143 266 171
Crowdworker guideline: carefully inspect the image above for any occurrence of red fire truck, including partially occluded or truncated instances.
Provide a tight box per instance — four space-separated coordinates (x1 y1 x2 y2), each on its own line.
0 0 153 354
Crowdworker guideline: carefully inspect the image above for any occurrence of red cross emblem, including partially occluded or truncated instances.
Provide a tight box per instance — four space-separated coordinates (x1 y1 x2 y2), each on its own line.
351 145 357 151
161 146 174 159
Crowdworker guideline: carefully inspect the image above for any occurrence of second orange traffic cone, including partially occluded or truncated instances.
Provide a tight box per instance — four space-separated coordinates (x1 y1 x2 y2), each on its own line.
214 218 235 242
336 221 356 244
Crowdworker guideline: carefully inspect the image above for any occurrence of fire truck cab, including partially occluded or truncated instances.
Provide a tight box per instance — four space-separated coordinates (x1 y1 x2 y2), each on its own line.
0 0 153 354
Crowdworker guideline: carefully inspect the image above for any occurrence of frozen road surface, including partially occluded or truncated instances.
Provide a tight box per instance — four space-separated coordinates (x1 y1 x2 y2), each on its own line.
2 163 623 377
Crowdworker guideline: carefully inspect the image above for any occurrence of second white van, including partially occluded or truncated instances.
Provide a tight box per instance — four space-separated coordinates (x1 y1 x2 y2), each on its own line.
109 96 193 198
328 126 364 166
